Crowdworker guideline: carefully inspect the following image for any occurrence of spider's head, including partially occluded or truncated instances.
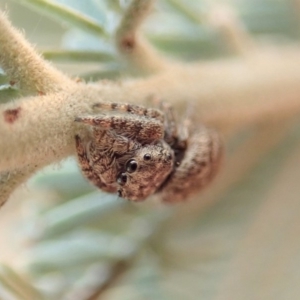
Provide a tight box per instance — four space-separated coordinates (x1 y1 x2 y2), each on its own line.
116 141 174 201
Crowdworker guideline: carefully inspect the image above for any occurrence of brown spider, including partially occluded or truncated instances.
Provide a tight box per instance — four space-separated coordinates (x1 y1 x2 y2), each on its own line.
75 102 222 203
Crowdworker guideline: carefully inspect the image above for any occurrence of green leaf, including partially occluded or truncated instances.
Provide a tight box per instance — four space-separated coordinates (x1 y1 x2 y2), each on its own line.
0 72 8 85
30 163 94 200
164 0 204 24
27 231 137 273
0 265 45 300
16 0 108 37
42 50 115 63
32 192 125 240
0 86 21 104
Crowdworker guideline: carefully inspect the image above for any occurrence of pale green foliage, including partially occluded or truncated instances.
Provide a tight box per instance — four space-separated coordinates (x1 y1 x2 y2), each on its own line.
1 0 300 300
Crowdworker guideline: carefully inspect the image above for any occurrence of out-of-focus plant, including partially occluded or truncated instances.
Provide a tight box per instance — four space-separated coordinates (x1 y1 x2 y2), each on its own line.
1 0 300 299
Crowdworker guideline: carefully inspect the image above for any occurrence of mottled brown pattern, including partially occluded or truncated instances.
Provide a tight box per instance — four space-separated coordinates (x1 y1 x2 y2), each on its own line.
75 135 117 193
75 101 223 202
75 102 174 201
3 107 21 124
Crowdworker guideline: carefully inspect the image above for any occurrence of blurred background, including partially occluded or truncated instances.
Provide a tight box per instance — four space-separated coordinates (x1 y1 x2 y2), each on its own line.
1 0 300 299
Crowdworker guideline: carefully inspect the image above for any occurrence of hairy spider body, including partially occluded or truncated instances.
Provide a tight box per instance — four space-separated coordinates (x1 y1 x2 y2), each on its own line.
75 101 222 202
75 103 175 200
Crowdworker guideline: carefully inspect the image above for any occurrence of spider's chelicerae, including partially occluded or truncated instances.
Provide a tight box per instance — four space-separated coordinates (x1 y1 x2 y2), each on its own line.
75 101 222 203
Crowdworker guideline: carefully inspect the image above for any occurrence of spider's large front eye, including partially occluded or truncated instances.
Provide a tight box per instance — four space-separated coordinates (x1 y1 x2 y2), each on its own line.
126 160 138 173
143 153 151 161
117 173 127 185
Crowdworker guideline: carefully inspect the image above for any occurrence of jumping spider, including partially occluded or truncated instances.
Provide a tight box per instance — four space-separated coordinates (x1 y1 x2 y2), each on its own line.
75 101 222 203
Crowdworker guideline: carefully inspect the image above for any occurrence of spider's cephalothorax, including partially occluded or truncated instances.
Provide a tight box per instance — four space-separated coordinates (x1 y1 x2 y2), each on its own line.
75 101 223 203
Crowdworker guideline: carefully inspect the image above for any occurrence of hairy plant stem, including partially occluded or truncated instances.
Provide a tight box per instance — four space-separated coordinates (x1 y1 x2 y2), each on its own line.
1 47 300 171
0 11 72 95
1 6 300 203
0 165 39 207
115 0 170 73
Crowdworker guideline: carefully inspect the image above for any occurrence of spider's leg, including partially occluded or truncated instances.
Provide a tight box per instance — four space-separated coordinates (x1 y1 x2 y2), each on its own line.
93 102 164 122
159 101 178 145
177 103 194 144
75 114 164 144
158 101 189 165
159 127 223 203
75 135 117 193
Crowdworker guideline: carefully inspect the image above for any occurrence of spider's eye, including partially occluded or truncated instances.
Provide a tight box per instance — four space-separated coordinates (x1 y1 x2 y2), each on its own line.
117 173 127 185
126 160 138 173
143 153 151 161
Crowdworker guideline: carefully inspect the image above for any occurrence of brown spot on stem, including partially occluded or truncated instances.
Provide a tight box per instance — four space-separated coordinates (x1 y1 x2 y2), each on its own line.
120 36 135 51
9 80 16 86
4 107 21 124
38 91 45 96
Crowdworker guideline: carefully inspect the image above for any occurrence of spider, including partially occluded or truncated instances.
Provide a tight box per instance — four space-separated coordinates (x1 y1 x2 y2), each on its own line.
75 101 222 203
